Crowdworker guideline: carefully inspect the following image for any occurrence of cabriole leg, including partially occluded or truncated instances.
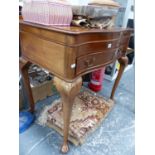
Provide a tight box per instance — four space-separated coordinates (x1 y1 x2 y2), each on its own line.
19 57 34 113
54 77 82 153
110 56 128 100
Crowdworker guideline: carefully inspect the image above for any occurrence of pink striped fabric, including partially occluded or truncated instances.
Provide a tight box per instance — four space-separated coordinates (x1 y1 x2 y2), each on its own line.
22 0 73 26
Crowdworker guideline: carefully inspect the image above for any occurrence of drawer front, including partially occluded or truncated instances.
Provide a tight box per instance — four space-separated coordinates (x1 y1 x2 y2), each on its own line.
77 39 120 57
75 32 121 44
76 49 118 75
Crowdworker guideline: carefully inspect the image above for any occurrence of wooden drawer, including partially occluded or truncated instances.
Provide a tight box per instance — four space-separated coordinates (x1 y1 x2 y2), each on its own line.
77 39 120 57
76 49 118 75
75 32 121 44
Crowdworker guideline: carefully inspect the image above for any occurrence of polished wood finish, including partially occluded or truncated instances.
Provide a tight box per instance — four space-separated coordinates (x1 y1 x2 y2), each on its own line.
76 49 117 75
110 56 129 100
19 20 132 153
20 20 130 35
20 20 132 82
19 15 23 20
76 39 120 57
19 57 34 113
54 77 82 153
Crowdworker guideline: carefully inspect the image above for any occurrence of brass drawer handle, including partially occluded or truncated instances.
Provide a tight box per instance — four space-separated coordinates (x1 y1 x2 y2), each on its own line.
84 57 96 67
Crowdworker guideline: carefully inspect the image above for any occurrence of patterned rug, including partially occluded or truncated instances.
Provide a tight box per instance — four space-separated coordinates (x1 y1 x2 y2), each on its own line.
37 87 114 146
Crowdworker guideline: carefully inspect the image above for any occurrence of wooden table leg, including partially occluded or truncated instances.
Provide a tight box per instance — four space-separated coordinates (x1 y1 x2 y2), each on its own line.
110 56 128 100
19 57 35 113
54 77 82 153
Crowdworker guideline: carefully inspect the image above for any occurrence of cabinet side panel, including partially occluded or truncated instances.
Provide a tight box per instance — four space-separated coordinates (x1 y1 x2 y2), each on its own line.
20 31 66 77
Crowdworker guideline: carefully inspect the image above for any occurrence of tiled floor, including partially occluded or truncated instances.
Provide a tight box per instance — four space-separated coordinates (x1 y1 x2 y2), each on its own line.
19 67 135 155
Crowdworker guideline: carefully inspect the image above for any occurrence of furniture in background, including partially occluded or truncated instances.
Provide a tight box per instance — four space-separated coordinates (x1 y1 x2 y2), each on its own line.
105 0 134 81
19 20 132 153
105 18 134 81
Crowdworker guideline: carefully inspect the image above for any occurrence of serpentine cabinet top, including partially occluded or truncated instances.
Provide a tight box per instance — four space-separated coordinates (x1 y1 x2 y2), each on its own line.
19 20 132 82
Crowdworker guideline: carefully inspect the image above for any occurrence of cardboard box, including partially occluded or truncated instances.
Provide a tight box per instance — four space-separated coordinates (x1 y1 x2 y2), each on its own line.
19 64 58 109
19 79 57 110
31 79 57 103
